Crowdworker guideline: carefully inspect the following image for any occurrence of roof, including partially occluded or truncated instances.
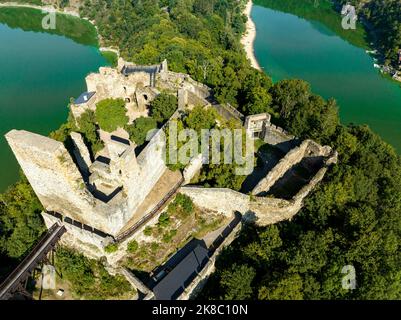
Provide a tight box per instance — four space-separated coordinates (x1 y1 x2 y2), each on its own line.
74 91 95 105
152 240 209 300
121 65 159 76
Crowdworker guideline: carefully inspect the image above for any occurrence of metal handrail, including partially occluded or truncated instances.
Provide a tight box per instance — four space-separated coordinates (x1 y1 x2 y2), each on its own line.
116 177 184 242
0 223 66 300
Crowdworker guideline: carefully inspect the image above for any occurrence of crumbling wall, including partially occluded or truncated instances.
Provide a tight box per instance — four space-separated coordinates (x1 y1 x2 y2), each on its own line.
252 140 309 195
183 154 204 184
6 130 130 236
252 139 335 196
179 139 337 228
70 132 92 175
262 123 296 152
180 187 249 216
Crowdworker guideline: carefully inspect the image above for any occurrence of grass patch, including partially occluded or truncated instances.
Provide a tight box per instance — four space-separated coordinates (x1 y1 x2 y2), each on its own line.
101 50 118 67
55 247 134 300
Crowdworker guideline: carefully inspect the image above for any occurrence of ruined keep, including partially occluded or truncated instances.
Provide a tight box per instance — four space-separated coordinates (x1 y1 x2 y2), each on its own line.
5 59 211 255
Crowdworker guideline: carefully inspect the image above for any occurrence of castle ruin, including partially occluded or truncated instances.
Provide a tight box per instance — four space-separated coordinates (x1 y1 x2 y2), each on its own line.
5 59 337 299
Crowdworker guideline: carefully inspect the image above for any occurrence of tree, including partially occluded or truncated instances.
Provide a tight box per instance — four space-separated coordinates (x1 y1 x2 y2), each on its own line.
127 240 139 253
184 106 218 133
75 110 104 155
125 116 157 146
95 98 129 132
0 177 44 260
270 79 339 143
240 69 273 115
220 264 256 300
150 93 178 123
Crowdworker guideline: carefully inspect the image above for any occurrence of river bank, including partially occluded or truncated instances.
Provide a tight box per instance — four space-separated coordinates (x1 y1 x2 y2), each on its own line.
241 0 261 71
0 2 80 17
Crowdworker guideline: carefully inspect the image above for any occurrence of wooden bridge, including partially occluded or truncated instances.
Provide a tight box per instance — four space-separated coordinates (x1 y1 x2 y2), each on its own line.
0 222 66 300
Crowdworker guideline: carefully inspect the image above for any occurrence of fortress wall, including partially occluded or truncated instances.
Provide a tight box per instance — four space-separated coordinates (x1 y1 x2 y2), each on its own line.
252 139 335 197
6 130 95 221
263 123 296 152
293 167 327 203
127 127 168 214
42 212 107 259
252 140 309 195
183 154 203 184
6 130 129 236
70 132 92 175
180 187 249 216
179 185 302 227
248 197 300 226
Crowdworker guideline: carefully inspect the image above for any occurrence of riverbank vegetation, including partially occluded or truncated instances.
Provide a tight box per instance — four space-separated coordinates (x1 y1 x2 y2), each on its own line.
1 0 401 300
340 0 401 68
0 6 98 46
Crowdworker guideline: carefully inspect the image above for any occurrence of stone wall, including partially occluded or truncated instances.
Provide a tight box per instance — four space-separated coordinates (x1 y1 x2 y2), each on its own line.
262 123 296 152
42 212 107 259
70 132 92 175
180 187 249 216
252 139 335 196
126 124 168 215
252 140 310 196
183 154 204 184
179 139 337 227
6 130 135 237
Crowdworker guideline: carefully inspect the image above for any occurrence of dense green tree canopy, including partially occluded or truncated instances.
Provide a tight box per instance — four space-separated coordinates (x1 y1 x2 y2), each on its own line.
150 93 178 123
271 79 339 143
95 98 129 133
125 116 158 146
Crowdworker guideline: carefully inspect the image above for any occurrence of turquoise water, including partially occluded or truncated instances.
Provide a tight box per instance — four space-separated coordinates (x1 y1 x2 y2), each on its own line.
0 22 107 191
252 4 401 151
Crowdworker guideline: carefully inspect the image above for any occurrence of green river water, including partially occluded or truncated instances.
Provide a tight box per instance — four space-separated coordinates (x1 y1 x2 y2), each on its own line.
0 8 108 191
253 0 401 150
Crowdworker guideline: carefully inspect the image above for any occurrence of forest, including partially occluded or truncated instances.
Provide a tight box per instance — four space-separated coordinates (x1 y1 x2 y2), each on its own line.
1 0 401 299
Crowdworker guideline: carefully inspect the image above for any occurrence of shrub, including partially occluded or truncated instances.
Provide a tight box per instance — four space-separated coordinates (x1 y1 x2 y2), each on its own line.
127 240 139 253
55 247 133 299
104 243 119 253
167 193 194 217
150 93 178 123
175 193 194 215
162 230 177 243
143 226 153 236
150 242 159 252
125 116 157 146
95 98 128 132
75 110 104 155
158 212 170 228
